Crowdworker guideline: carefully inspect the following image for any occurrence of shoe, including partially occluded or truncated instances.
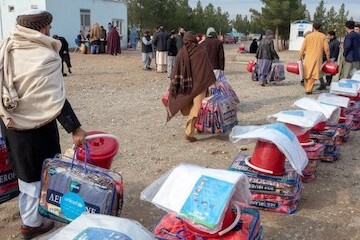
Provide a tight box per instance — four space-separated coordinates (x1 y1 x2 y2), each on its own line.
316 85 326 90
305 91 313 95
261 83 265 87
196 129 203 134
185 135 197 142
21 220 54 240
62 73 67 77
147 67 153 70
68 68 72 74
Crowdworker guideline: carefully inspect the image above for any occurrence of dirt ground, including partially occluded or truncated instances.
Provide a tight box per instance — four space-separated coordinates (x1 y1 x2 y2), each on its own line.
0 44 359 240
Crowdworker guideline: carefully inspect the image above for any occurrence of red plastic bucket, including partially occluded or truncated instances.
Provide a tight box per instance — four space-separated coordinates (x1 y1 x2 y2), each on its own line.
312 121 326 131
238 45 245 52
297 131 310 143
247 60 255 72
184 202 237 237
322 62 339 75
248 140 285 176
77 131 119 169
286 62 300 75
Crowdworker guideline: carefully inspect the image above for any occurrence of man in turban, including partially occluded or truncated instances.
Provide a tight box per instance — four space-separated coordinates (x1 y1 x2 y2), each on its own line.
0 10 86 239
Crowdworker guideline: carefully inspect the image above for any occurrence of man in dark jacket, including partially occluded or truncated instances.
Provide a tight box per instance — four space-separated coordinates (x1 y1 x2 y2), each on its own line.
153 25 169 73
339 21 360 79
325 31 340 86
167 30 178 78
53 35 72 76
175 27 185 51
256 30 279 86
201 27 225 74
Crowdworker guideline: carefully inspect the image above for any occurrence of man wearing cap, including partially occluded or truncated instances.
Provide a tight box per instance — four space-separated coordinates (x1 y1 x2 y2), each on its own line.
0 10 86 239
201 27 225 74
299 23 330 94
153 25 169 73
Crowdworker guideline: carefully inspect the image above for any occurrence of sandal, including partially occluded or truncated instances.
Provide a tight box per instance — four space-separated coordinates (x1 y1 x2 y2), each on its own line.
185 135 197 142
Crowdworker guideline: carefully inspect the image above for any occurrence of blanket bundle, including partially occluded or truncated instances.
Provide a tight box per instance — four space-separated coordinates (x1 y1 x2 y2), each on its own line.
228 154 301 214
310 128 340 162
301 143 325 182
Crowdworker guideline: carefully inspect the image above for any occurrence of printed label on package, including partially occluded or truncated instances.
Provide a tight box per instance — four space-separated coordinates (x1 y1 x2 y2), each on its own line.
74 227 131 240
0 169 17 186
46 189 101 215
338 82 353 89
250 200 279 209
249 183 276 192
180 175 234 229
60 192 86 219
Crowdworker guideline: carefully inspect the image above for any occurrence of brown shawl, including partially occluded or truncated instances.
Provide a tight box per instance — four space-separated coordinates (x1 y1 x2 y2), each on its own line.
167 32 216 121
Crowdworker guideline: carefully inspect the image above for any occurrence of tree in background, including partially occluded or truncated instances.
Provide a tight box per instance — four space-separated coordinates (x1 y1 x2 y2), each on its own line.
324 6 338 34
313 0 326 26
335 4 349 39
250 0 306 50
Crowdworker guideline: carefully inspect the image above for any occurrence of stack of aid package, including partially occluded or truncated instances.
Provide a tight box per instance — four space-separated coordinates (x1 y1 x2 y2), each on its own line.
293 97 342 163
0 136 19 204
195 72 239 134
229 123 308 214
141 164 264 240
332 79 360 131
267 110 327 182
311 93 352 161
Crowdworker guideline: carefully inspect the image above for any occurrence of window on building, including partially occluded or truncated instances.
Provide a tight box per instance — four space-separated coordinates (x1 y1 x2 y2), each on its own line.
298 31 304 37
80 9 91 37
8 5 15 12
31 5 38 9
112 19 124 35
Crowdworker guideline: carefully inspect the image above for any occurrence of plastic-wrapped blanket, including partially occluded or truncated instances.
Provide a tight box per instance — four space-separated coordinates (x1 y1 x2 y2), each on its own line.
39 155 123 223
195 93 238 134
0 137 19 204
266 62 285 82
153 205 263 240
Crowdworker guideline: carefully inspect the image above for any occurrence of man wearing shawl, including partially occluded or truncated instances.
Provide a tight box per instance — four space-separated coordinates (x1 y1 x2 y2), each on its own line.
167 31 216 142
0 10 86 239
90 22 101 54
107 26 121 55
202 27 225 75
299 23 330 94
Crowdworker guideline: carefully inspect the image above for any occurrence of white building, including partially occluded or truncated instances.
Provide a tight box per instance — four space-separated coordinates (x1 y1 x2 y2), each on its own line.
0 0 127 48
289 20 313 51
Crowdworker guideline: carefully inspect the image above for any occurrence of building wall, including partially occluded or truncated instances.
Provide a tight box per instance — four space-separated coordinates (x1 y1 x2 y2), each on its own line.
0 0 46 40
46 0 127 48
0 0 127 48
289 21 313 51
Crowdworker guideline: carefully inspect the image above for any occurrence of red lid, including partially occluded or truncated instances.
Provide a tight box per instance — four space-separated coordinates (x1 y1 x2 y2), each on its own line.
77 131 119 161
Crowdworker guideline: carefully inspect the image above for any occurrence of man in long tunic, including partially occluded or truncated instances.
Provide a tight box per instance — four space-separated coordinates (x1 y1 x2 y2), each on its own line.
299 23 330 94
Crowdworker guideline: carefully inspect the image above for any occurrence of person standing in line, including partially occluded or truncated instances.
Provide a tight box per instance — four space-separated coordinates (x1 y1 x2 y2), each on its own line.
141 29 153 70
249 38 258 53
166 31 216 142
299 23 330 94
100 25 107 53
321 31 340 87
175 27 185 51
107 25 121 56
167 30 178 78
89 22 101 54
201 27 225 75
0 10 86 239
53 35 72 76
256 30 279 86
355 23 360 34
153 25 169 73
339 21 360 79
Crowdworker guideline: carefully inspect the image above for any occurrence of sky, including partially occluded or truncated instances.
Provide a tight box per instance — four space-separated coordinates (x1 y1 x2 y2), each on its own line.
188 0 360 21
